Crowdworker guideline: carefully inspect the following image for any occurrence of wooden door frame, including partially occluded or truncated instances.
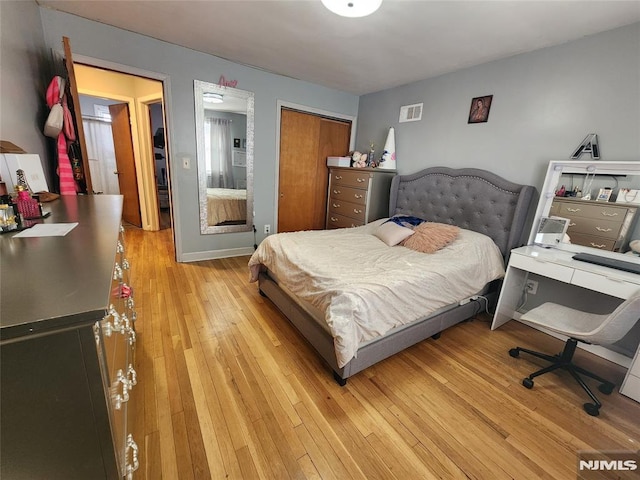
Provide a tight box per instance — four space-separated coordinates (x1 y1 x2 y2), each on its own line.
274 101 357 233
57 51 181 259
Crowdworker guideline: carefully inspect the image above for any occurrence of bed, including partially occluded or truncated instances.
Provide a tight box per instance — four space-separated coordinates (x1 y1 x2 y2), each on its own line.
249 167 536 384
207 188 247 225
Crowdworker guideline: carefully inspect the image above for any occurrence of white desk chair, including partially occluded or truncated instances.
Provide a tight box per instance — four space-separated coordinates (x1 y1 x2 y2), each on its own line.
509 293 640 416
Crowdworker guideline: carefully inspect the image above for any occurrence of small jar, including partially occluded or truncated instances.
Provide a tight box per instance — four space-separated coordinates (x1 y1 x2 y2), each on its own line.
0 204 17 231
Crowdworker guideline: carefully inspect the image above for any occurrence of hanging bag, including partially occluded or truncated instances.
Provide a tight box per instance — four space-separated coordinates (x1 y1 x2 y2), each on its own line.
44 77 66 138
44 103 64 138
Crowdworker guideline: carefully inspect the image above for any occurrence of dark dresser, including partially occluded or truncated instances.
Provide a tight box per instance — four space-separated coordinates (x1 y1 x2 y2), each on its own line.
1 195 139 479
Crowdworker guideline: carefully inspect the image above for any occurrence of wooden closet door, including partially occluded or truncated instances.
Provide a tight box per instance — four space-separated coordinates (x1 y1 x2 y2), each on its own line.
278 109 351 232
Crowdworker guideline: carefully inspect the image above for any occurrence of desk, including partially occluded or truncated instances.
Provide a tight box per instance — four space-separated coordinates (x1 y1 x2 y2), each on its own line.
492 245 640 402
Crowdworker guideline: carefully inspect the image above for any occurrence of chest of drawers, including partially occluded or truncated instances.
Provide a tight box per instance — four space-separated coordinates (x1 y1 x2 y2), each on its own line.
551 197 638 251
326 167 395 229
0 196 139 479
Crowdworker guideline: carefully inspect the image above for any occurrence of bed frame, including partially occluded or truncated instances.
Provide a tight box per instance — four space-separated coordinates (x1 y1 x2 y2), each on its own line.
258 167 536 384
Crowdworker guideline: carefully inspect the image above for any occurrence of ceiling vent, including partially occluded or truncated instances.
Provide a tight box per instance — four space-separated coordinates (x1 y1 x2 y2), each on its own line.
399 103 423 123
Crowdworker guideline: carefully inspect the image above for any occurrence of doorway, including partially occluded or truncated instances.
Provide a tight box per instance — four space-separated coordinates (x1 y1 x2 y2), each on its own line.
277 107 353 233
73 63 170 232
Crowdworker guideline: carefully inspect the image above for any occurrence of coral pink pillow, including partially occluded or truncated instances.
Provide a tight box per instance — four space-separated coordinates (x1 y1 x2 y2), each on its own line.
401 222 460 253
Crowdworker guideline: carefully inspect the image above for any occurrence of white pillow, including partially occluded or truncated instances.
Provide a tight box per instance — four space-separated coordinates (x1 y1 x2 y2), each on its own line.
373 221 415 246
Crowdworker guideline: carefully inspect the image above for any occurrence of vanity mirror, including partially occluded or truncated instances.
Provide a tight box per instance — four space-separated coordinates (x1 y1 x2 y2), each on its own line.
194 79 254 234
530 160 640 254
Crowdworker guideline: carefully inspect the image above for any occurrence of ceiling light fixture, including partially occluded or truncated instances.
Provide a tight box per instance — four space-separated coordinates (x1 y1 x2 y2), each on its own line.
203 92 224 103
321 0 382 18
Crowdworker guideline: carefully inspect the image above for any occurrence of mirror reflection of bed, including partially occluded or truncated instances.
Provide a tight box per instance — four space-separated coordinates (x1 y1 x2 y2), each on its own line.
206 187 246 226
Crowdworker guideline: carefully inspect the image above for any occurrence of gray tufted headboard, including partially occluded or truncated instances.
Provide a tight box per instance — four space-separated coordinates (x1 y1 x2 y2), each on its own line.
389 167 537 258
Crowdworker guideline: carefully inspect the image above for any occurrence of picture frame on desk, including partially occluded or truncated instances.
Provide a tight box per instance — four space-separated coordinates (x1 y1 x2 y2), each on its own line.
596 188 613 202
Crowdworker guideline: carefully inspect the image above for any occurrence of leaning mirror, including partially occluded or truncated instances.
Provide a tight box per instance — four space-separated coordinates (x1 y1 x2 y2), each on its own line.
530 160 640 255
194 79 254 234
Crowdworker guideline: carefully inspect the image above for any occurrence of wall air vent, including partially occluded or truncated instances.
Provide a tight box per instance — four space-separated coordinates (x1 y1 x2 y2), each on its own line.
399 103 423 123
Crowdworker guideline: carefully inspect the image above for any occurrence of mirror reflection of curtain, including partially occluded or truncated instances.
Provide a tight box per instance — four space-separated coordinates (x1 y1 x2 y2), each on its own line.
204 117 234 188
82 118 120 194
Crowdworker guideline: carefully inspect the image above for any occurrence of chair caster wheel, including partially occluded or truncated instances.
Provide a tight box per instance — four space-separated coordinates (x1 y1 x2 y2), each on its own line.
522 378 534 389
583 403 600 416
509 348 520 358
598 383 614 395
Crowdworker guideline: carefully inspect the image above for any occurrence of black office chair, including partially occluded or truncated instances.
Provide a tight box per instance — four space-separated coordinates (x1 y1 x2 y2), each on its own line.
509 294 640 416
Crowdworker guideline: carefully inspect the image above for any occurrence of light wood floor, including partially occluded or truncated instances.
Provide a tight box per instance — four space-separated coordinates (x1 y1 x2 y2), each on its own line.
126 228 640 480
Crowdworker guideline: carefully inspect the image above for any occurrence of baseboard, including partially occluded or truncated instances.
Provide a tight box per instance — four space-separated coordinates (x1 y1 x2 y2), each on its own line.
179 246 254 263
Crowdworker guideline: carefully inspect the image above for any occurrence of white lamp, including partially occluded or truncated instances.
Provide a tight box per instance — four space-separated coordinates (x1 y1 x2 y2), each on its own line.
321 0 382 18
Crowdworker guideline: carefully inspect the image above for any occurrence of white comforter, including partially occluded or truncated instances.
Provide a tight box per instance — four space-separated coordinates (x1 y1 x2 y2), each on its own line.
249 220 505 367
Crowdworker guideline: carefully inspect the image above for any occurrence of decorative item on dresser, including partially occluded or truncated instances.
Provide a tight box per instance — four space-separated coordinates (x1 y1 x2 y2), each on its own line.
0 195 139 479
325 166 396 229
550 197 638 251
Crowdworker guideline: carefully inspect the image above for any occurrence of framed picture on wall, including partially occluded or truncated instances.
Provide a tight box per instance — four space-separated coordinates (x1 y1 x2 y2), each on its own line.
468 95 493 124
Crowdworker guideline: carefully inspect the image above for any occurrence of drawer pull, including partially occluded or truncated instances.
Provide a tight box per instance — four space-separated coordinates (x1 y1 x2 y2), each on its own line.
127 364 138 388
330 217 338 222
601 212 619 217
332 203 340 208
595 227 613 232
333 189 341 194
567 207 581 213
590 242 607 249
125 434 140 479
113 369 130 410
569 222 576 227
356 178 366 183
353 208 362 214
113 263 123 281
335 175 343 180
354 194 363 199
605 276 625 283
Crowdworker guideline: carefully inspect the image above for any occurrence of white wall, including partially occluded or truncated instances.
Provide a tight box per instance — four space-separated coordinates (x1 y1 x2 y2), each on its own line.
39 8 360 261
0 1 51 178
356 23 640 191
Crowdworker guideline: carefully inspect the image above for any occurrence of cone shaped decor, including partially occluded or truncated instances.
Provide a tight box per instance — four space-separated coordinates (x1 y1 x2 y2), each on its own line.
379 127 396 170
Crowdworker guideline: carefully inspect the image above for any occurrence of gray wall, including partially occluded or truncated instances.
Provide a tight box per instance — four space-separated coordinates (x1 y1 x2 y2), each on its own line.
39 8 359 260
0 1 51 175
356 22 640 191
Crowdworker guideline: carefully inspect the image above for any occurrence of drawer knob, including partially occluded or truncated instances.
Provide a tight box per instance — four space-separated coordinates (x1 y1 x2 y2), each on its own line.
333 190 341 194
125 434 140 479
330 217 338 222
595 227 613 232
113 263 123 281
601 212 619 217
127 364 138 388
590 242 607 249
354 194 363 199
567 208 581 213
113 369 130 410
332 203 340 208
354 208 362 214
335 175 342 180
356 178 365 183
